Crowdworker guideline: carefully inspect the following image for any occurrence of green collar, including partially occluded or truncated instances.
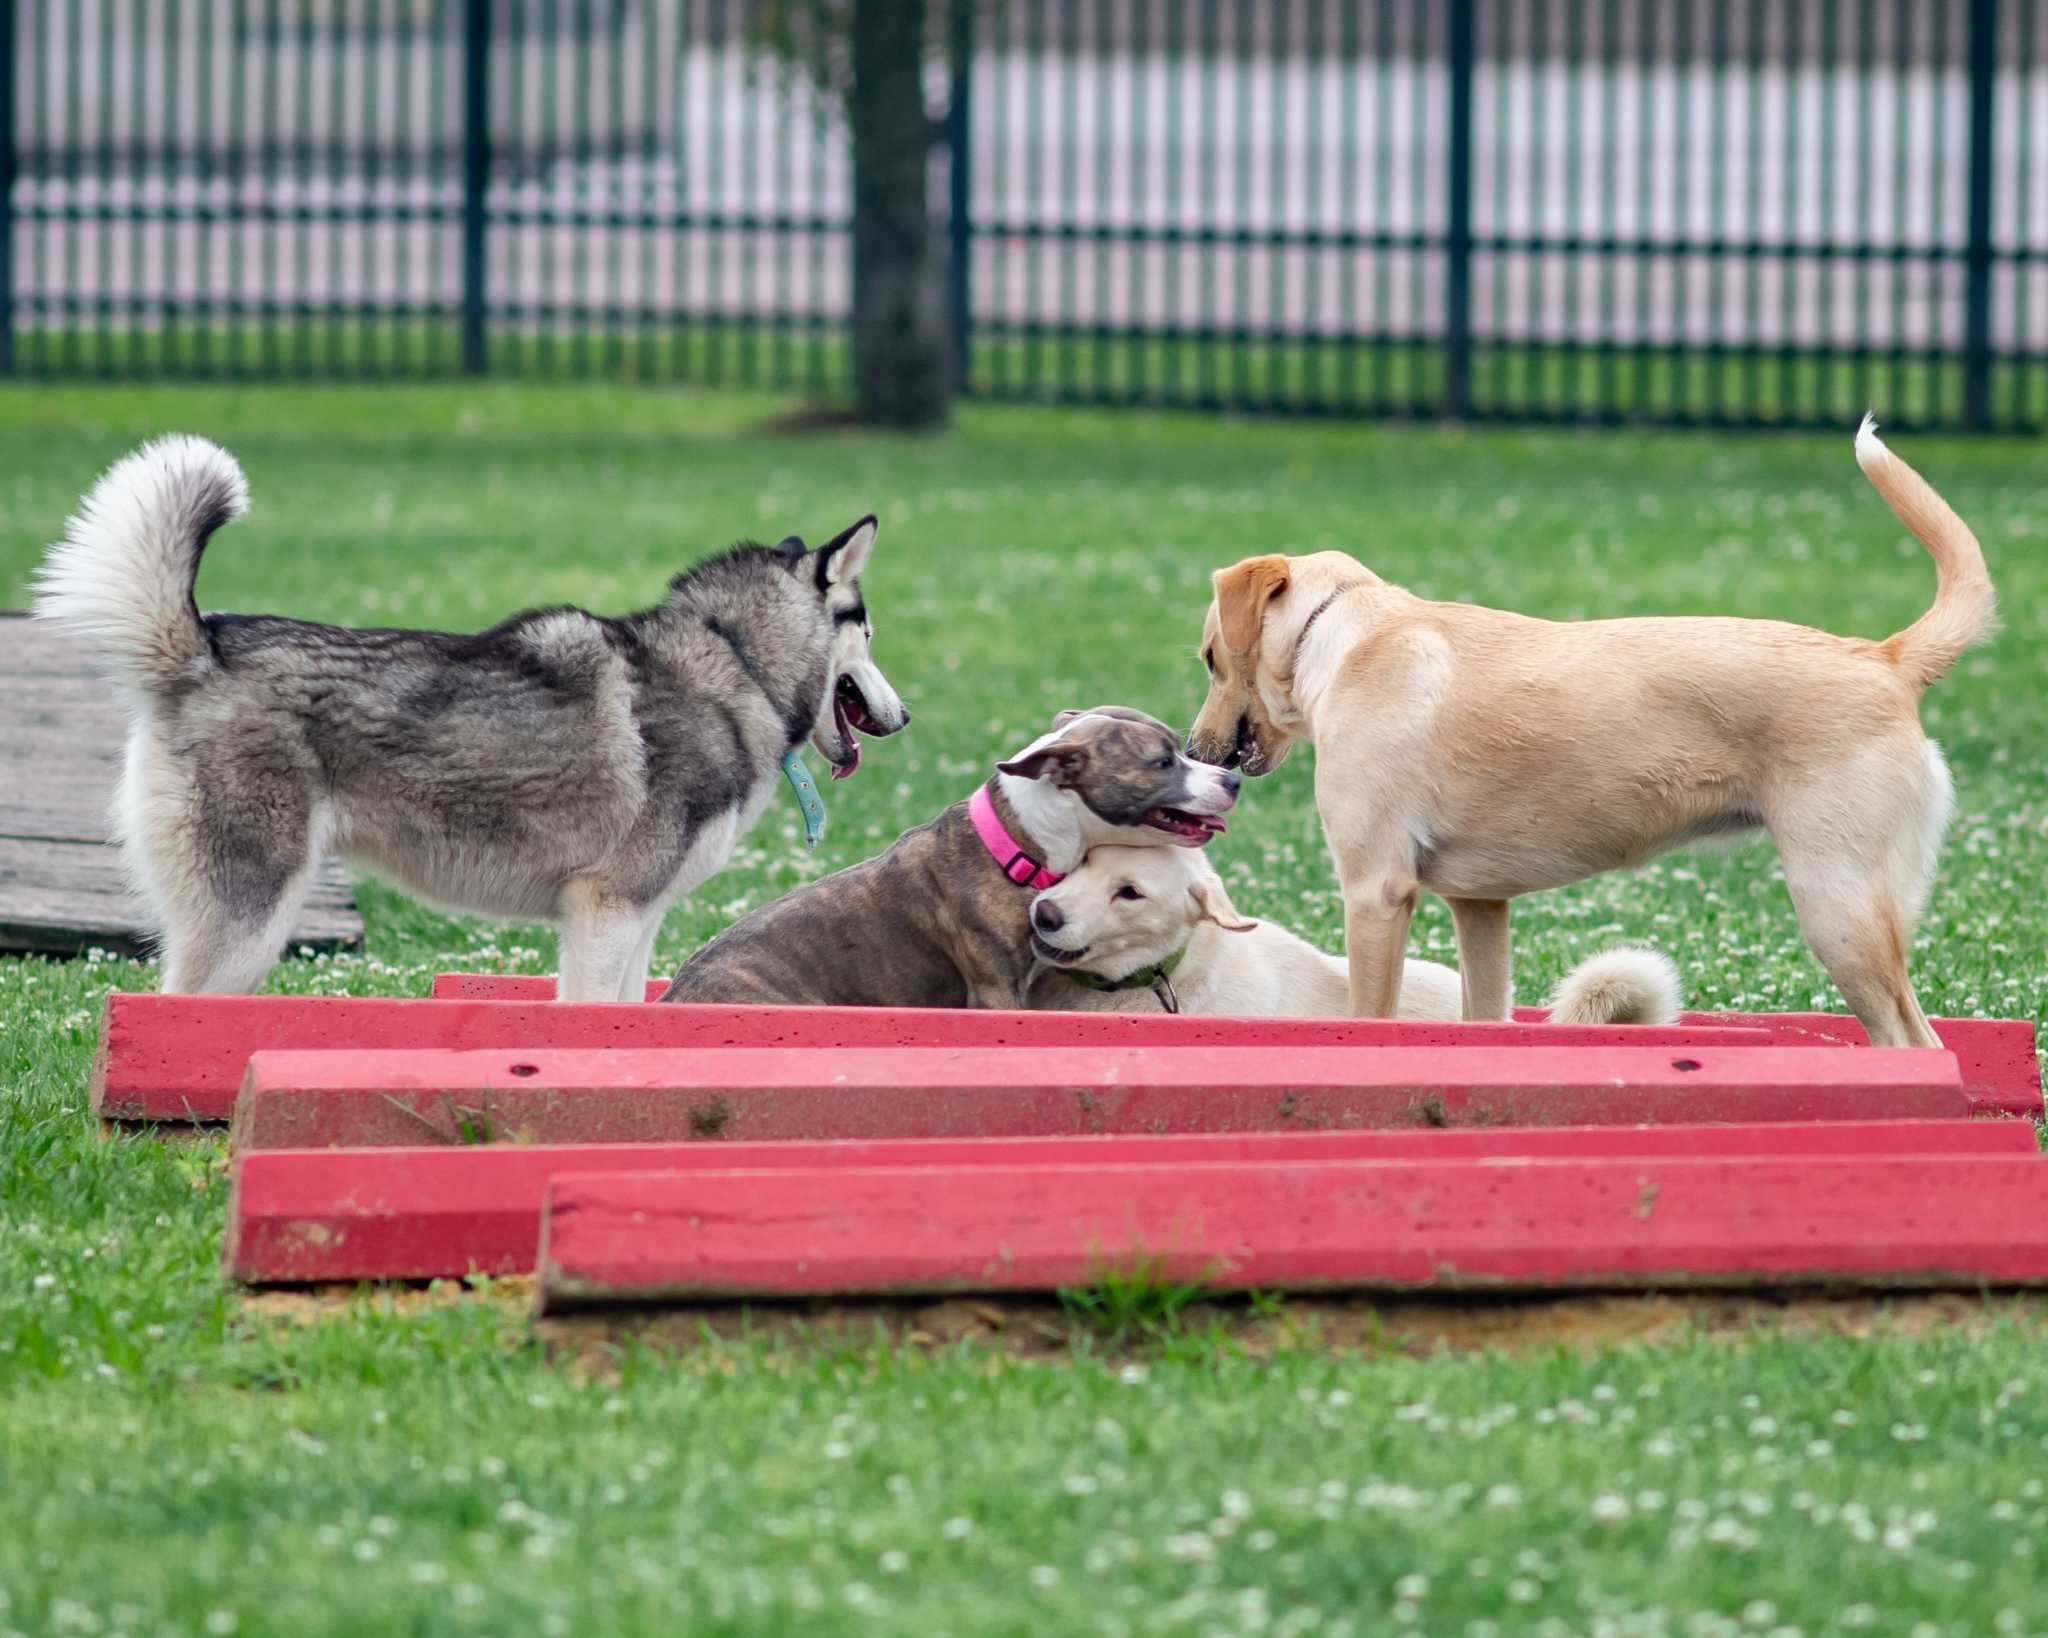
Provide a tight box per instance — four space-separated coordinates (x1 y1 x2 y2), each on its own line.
779 749 827 848
1061 944 1187 1011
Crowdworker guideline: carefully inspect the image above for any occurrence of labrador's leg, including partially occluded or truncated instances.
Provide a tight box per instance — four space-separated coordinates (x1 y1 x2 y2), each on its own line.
1341 875 1418 1018
1446 897 1513 1021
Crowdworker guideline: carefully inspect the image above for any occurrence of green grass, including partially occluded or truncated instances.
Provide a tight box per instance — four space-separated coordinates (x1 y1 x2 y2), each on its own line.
3 382 2047 1636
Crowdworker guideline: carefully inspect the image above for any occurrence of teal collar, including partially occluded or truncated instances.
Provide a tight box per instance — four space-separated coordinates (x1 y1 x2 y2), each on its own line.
779 749 827 848
1060 944 1187 1012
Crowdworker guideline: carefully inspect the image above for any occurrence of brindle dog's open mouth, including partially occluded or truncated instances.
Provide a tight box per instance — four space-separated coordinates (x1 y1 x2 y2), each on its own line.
1143 806 1228 843
828 675 887 780
1030 933 1089 966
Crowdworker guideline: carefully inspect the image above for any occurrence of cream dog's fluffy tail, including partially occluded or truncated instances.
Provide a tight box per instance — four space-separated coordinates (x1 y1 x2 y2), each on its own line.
1548 947 1683 1026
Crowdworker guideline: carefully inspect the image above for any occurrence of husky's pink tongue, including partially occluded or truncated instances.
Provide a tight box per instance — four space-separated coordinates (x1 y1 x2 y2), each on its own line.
829 696 862 780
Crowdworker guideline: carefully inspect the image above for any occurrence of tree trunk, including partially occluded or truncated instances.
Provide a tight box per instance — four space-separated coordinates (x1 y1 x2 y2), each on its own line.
850 0 950 427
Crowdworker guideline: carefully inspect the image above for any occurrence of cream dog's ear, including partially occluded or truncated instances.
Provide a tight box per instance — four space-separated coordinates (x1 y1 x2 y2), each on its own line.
1212 555 1291 654
1189 875 1257 932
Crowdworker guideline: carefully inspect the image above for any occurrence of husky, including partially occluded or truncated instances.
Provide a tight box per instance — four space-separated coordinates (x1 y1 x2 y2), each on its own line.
1028 844 1682 1024
32 435 909 1000
659 707 1239 1008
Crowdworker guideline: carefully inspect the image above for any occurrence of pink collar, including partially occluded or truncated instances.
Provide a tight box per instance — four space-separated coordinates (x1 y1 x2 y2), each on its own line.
968 781 1064 889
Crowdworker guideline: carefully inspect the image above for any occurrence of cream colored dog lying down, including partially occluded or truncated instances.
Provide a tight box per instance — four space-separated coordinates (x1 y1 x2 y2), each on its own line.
1026 844 1679 1024
1185 419 1991 1048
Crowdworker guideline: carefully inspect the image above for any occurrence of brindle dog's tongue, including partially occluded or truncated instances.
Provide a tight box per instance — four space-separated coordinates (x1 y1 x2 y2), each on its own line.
1145 805 1226 841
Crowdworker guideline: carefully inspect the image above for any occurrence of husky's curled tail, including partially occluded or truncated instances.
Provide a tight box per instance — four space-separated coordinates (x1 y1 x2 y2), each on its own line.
31 434 250 697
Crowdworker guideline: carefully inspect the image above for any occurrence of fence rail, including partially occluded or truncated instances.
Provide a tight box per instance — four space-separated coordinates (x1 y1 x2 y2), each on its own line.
3 0 2043 430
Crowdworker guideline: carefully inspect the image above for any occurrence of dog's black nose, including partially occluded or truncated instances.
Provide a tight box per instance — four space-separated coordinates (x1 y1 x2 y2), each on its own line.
1033 900 1064 933
1221 771 1241 796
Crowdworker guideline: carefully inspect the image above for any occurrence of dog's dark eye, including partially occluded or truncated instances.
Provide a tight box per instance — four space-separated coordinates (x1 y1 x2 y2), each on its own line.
1115 885 1144 902
1152 755 1174 770
1202 646 1216 676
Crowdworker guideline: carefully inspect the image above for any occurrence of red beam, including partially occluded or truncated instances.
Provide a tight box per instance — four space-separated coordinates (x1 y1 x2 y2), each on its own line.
228 1120 2043 1283
430 976 2042 1119
535 1152 2048 1306
93 992 1774 1123
230 1043 1970 1150
1688 1012 2042 1119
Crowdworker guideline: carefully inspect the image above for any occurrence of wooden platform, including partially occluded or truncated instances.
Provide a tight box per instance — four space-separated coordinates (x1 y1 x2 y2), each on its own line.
0 614 361 957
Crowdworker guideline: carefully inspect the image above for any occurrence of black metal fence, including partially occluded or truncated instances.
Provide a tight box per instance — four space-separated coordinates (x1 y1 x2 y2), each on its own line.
4 1 2044 430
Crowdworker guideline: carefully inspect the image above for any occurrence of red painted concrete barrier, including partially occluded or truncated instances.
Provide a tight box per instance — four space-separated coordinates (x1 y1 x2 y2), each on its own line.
1685 1013 2042 1119
92 992 1776 1123
535 1152 2048 1306
429 976 2043 1120
227 1120 2043 1283
229 1043 1971 1150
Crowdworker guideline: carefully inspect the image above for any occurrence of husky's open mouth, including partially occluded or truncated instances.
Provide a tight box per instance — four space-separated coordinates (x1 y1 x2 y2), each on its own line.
1142 806 1228 844
1030 933 1089 966
827 675 886 780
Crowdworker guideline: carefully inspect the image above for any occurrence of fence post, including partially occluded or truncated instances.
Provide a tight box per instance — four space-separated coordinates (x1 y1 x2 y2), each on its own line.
945 0 973 393
1444 0 1474 419
0 0 16 377
1962 0 1998 430
460 0 491 375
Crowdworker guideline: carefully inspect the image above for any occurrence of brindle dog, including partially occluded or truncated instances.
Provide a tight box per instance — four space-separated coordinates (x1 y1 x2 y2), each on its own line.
658 707 1239 1008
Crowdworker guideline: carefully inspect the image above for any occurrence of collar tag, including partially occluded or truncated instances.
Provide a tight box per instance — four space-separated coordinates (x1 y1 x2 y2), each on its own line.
780 748 827 848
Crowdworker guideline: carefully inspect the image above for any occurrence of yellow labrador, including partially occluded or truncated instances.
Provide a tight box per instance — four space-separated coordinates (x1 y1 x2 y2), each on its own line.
1185 419 1991 1049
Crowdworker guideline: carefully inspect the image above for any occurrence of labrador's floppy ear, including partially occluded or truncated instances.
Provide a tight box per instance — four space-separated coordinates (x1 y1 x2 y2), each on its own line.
815 515 878 587
1189 874 1257 932
997 740 1088 786
1213 555 1291 654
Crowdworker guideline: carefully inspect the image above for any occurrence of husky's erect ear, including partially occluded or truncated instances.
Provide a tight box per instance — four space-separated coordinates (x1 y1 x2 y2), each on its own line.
996 740 1088 787
1213 554 1291 654
1189 874 1257 932
773 535 807 570
815 515 878 589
